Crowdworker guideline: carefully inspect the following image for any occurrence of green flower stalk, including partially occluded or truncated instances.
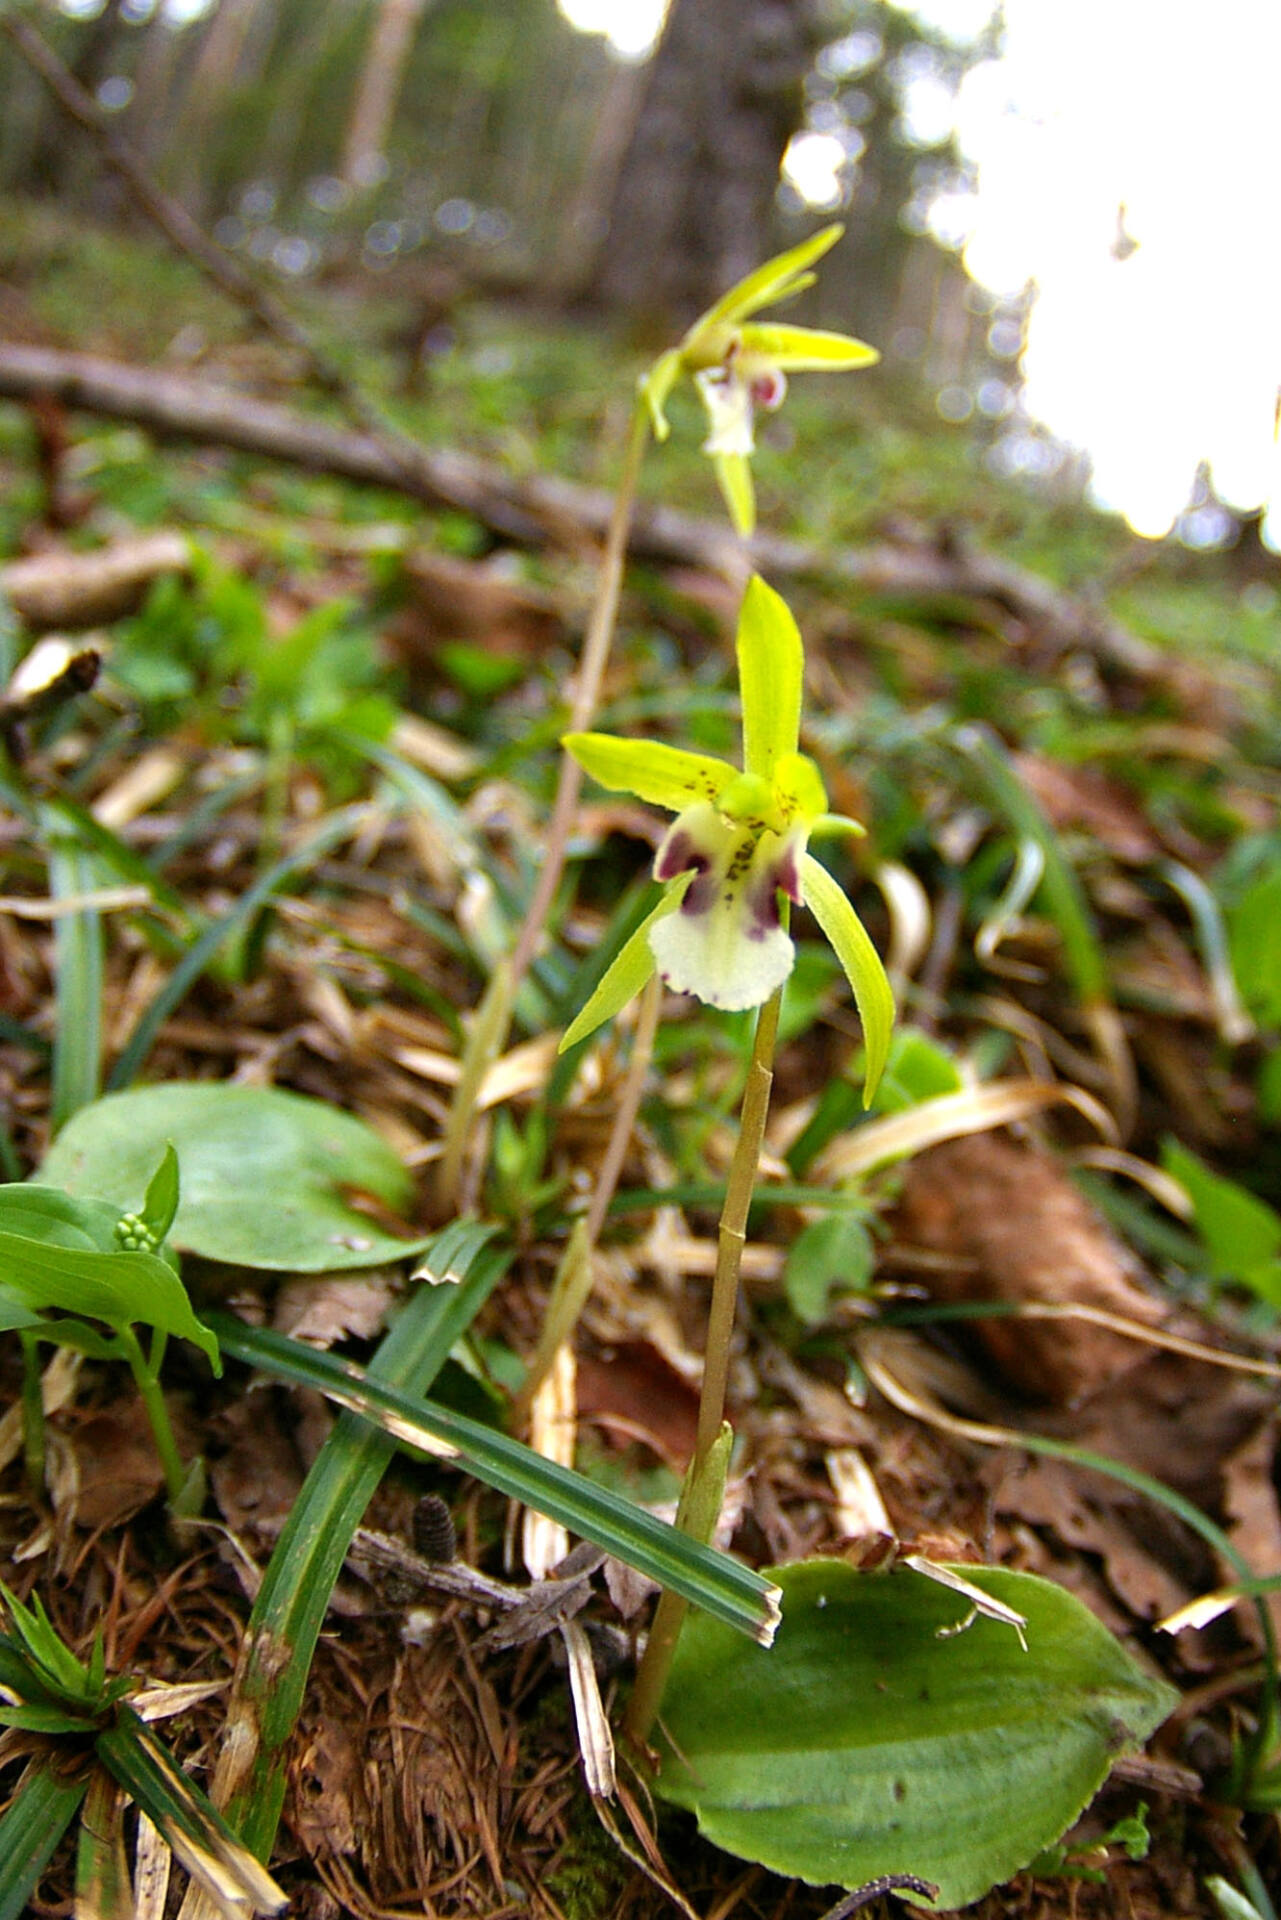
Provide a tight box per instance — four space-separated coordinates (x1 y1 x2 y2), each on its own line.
562 575 893 1100
641 225 879 536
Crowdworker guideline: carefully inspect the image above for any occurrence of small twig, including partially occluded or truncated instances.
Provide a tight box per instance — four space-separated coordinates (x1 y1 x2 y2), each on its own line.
817 1876 940 1920
350 1525 603 1650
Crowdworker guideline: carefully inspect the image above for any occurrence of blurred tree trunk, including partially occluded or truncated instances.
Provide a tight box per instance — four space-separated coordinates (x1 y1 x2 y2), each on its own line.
25 0 127 196
586 0 816 326
341 0 432 191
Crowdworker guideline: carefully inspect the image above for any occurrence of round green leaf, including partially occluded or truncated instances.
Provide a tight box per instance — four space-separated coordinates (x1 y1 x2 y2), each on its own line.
653 1559 1177 1910
39 1086 433 1273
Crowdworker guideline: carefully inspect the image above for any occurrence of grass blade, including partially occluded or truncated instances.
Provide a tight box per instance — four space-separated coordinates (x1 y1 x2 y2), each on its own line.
208 1307 781 1648
42 805 104 1129
206 1220 506 1858
75 1768 133 1920
952 724 1107 1004
96 1713 286 1917
0 1756 87 1920
107 801 371 1091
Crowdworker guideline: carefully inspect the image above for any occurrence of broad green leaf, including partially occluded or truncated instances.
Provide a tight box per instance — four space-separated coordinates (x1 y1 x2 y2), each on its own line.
208 1309 780 1648
872 1028 964 1115
737 576 803 780
40 1084 433 1273
0 1232 217 1367
0 1185 122 1253
654 1559 1177 1911
563 733 733 813
783 1212 875 1324
801 855 894 1104
0 1289 43 1333
1160 1139 1281 1300
0 1759 87 1920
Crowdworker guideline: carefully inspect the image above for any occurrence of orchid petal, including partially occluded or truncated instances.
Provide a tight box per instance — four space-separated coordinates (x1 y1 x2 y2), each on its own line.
772 751 827 824
559 878 691 1053
737 575 804 777
564 734 734 813
810 811 867 840
640 348 682 441
801 854 895 1105
700 224 845 329
713 452 756 537
738 323 880 372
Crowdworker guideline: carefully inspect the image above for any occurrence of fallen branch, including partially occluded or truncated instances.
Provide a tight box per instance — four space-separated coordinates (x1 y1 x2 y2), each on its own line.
1 531 191 629
0 342 1162 676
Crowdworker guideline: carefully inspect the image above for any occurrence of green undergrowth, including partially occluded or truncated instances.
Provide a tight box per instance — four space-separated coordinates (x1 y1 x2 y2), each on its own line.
1 198 1280 1918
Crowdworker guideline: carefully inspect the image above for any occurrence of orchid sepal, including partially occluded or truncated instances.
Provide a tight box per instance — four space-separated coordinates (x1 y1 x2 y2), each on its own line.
560 876 692 1053
642 348 683 441
737 323 880 372
562 733 734 812
800 853 894 1105
714 452 756 536
810 812 868 840
699 224 845 329
737 575 803 778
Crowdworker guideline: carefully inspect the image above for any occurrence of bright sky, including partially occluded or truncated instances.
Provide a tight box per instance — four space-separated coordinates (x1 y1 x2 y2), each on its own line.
944 0 1281 540
560 0 1281 543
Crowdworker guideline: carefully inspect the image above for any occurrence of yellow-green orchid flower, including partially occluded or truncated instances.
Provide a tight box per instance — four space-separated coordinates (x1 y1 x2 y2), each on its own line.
640 225 879 537
561 576 894 1102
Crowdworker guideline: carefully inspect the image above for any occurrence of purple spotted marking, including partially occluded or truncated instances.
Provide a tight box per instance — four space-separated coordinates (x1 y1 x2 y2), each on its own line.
773 839 803 903
681 871 716 915
747 877 781 942
750 367 787 411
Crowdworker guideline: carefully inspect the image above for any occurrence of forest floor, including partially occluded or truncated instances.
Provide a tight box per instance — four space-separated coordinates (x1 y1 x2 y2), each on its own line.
1 201 1280 1920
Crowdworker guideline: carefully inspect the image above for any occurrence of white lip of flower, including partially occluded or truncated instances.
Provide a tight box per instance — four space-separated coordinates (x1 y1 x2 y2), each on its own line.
650 798 806 1011
694 362 789 460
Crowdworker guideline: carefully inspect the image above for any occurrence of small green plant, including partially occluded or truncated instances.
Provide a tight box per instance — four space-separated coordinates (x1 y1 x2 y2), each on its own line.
0 1148 215 1505
0 1583 286 1919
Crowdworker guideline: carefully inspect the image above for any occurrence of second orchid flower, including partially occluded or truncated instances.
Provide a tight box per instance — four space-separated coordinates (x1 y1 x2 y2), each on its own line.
641 224 879 537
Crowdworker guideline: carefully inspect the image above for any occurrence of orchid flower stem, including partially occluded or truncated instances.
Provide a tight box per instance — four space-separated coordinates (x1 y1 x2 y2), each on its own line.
696 984 782 1462
627 982 784 1747
435 402 650 1219
582 970 662 1249
516 972 662 1419
509 400 651 987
